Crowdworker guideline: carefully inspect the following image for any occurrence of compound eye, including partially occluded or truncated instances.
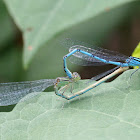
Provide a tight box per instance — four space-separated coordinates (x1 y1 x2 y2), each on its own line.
56 78 60 83
125 59 130 63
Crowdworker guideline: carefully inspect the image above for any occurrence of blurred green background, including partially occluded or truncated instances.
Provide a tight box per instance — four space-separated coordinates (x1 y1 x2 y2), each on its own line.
0 0 140 83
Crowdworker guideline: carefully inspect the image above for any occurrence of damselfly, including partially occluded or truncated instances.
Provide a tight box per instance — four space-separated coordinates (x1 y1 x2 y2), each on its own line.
63 38 139 79
0 76 80 106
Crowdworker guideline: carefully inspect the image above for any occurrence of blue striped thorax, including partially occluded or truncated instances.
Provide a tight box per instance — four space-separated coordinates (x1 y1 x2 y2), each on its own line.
126 56 140 67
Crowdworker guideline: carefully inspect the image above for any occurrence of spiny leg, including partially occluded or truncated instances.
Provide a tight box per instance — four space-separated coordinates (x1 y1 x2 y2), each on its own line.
126 67 140 89
59 84 68 92
59 84 70 95
70 83 74 93
129 67 140 80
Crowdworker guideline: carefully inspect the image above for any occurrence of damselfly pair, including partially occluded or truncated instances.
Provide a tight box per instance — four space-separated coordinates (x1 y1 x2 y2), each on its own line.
0 39 139 106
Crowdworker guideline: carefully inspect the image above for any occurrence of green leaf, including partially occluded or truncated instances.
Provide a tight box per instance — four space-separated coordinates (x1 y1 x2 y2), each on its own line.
0 69 140 139
132 42 140 58
3 0 138 68
132 42 140 69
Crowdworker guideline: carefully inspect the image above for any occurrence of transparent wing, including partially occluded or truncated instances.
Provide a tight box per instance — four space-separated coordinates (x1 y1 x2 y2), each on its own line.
69 45 129 65
0 79 55 106
69 55 106 66
91 66 120 81
62 38 95 50
63 38 129 66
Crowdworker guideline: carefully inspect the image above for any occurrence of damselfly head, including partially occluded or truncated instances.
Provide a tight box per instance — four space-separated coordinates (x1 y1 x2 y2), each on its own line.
54 77 70 87
72 72 81 82
54 78 60 86
126 56 140 67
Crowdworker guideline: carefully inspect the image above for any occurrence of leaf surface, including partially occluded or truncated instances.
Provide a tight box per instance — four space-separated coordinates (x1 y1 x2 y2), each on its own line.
3 0 136 68
0 69 140 139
